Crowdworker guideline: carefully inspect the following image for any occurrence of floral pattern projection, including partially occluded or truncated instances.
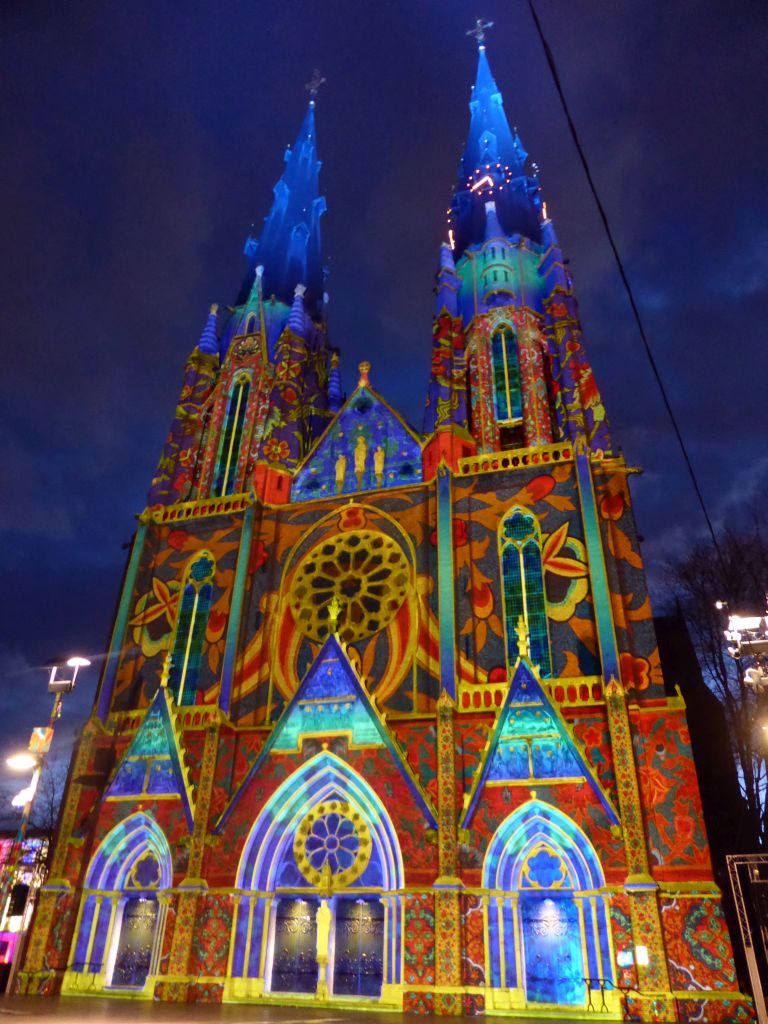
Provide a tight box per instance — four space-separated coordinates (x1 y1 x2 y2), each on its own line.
112 515 241 711
633 711 710 873
230 489 444 723
451 460 664 698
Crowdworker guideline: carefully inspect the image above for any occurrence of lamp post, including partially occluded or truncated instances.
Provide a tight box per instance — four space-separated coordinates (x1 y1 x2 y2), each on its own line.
0 655 90 994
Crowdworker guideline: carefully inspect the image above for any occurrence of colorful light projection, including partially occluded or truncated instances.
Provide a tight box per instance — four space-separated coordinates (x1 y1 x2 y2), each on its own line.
291 384 423 502
483 799 614 1005
228 750 403 998
68 813 172 990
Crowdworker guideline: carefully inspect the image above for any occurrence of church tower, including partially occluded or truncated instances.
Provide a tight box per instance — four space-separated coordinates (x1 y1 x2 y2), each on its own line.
20 33 752 1024
148 78 334 509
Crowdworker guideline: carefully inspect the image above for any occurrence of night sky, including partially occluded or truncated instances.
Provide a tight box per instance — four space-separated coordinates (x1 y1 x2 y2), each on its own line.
2 1 767 777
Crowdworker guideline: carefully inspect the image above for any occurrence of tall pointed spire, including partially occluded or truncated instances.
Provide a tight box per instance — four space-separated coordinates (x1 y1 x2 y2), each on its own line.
238 93 327 315
449 35 542 257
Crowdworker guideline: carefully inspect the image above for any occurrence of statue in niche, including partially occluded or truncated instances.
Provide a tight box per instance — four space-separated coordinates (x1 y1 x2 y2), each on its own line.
374 444 385 486
315 897 332 997
335 453 347 493
354 435 367 488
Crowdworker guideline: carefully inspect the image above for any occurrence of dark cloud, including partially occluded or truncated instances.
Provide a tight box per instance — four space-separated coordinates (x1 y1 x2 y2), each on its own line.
2 1 766 758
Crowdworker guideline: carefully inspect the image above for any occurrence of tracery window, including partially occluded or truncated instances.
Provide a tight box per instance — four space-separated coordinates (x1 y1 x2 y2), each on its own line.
499 509 551 676
213 373 251 496
491 324 522 425
168 552 215 705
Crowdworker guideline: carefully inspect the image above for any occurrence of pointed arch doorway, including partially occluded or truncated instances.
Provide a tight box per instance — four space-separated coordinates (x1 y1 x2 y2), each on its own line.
64 813 172 995
227 751 403 1002
484 800 615 1010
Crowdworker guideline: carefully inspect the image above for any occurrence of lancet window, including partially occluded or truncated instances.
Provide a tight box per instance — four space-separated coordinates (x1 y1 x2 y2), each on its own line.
168 551 215 706
499 508 551 676
491 324 522 425
213 373 251 496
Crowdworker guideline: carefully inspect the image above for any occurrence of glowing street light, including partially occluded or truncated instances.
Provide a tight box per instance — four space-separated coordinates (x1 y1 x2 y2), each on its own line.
0 653 91 993
6 754 37 773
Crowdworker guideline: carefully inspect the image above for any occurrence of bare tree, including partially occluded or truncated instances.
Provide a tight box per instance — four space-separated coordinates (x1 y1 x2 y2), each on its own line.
28 762 67 844
666 513 768 848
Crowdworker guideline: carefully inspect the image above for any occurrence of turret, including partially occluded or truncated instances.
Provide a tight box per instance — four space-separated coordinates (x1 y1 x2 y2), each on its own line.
447 42 543 260
237 97 326 316
424 32 611 463
148 84 336 508
148 306 220 506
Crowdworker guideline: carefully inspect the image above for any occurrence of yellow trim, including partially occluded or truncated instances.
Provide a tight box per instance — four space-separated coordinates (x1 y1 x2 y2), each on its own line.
457 440 575 477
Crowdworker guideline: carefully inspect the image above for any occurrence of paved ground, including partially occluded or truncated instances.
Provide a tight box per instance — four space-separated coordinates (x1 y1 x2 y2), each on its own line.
0 996 629 1024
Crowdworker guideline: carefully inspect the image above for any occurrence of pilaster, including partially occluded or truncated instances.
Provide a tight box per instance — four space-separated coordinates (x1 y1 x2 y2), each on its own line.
434 690 462 1014
575 449 673 1019
162 720 219 1000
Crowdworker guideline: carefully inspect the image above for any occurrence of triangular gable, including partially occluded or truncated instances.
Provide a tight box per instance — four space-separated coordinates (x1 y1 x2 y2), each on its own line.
105 686 195 830
291 384 423 502
461 659 619 828
215 634 437 830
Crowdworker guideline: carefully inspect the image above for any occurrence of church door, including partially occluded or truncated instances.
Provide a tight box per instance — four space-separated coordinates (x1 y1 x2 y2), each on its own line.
270 897 319 994
520 895 584 1005
332 897 384 997
110 896 158 988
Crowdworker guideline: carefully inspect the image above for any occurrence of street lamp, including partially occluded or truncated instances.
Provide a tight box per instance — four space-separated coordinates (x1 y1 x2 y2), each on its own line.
721 602 768 689
0 654 91 993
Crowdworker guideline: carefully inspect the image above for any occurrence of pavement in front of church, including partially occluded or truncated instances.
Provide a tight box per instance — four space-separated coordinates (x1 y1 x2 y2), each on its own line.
0 994 667 1024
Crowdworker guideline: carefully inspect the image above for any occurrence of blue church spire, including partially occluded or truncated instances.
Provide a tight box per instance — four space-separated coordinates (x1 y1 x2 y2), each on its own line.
238 77 327 315
449 28 542 257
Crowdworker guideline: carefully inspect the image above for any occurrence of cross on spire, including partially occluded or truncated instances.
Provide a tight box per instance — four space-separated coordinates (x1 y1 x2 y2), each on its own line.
305 68 326 99
466 18 494 45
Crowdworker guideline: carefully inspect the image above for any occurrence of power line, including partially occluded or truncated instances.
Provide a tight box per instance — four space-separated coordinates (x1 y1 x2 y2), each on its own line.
527 0 725 570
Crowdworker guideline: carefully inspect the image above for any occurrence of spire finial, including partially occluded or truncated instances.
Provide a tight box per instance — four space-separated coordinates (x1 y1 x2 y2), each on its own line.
358 361 371 387
305 68 326 100
467 18 494 46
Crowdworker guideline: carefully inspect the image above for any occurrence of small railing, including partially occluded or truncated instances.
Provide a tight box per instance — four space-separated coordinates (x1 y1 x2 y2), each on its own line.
456 440 574 477
146 493 251 524
458 676 604 713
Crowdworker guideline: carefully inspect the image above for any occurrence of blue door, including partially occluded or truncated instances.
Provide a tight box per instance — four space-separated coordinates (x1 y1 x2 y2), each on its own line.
520 895 584 1005
111 896 158 988
271 897 318 993
332 897 384 997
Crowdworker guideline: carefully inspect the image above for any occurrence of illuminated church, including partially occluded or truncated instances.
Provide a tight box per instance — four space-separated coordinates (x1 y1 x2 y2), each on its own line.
20 32 752 1022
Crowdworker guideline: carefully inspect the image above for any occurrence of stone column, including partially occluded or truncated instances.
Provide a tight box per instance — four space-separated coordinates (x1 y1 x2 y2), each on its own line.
434 690 462 1015
163 720 220 1001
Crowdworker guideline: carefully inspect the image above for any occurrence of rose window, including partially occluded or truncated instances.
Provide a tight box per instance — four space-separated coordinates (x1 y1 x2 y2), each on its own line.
294 800 371 888
288 531 410 643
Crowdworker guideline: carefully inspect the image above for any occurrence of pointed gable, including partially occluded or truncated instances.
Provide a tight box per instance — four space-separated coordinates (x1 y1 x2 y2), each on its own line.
461 659 619 828
291 368 422 502
106 687 195 830
216 635 437 830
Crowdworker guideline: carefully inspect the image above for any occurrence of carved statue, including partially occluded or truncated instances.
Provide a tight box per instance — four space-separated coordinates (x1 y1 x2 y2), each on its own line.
354 435 367 487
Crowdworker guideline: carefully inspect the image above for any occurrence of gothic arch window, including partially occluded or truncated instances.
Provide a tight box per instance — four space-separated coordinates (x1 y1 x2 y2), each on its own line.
499 508 551 677
229 751 404 999
245 312 257 334
491 324 522 425
168 551 215 706
214 372 251 496
483 801 613 1007
67 813 172 994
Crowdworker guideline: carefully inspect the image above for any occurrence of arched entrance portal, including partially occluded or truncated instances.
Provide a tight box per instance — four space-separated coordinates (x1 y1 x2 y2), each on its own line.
484 800 614 1009
64 813 172 995
227 751 404 1002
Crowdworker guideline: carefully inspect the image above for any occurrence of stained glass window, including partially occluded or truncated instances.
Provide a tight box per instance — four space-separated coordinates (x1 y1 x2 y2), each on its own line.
500 509 551 676
213 374 251 496
168 553 215 706
491 325 522 424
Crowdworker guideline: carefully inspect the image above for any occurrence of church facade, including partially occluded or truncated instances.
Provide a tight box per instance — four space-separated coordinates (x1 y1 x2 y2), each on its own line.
19 37 752 1022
